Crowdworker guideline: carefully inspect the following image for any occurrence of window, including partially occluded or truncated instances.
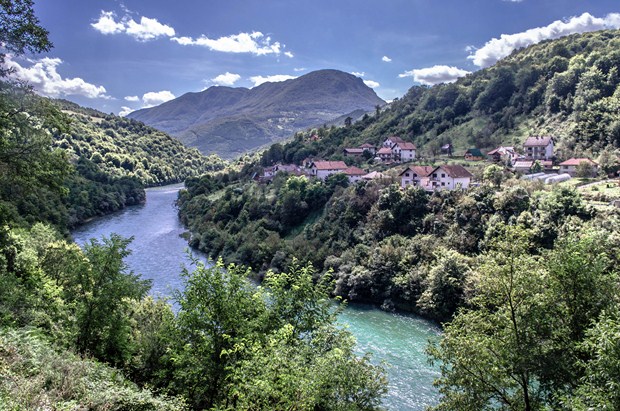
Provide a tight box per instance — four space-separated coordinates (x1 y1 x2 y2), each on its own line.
433 173 437 178
405 172 410 177
441 182 445 186
441 173 445 178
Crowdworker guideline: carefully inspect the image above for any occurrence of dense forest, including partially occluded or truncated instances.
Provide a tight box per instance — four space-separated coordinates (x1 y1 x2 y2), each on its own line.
0 1 387 409
177 28 620 410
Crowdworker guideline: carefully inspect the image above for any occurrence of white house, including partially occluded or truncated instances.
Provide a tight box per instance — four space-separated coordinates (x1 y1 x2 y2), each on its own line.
428 165 473 191
309 161 348 180
559 158 599 177
343 166 366 183
399 166 434 189
383 136 405 148
392 141 417 162
524 136 554 161
376 147 393 162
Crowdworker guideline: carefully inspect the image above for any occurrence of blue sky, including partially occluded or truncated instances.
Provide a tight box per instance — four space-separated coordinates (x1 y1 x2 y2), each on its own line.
6 0 620 115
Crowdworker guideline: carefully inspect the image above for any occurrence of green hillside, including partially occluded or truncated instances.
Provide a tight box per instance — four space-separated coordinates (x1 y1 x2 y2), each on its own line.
267 30 620 164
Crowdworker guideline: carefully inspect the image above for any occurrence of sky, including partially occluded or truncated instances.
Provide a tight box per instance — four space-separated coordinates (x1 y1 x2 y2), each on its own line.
6 0 620 115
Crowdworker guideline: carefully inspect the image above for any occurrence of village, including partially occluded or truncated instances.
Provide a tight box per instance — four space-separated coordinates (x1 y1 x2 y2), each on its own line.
259 135 605 192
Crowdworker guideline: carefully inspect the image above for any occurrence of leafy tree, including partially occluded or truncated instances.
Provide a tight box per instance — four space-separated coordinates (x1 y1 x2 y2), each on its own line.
575 160 594 178
483 164 505 187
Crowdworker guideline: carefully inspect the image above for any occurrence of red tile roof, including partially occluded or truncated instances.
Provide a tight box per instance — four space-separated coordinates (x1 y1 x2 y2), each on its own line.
434 165 473 178
399 166 434 177
559 158 598 166
524 136 553 147
395 142 417 150
377 147 392 155
344 166 366 176
311 161 348 170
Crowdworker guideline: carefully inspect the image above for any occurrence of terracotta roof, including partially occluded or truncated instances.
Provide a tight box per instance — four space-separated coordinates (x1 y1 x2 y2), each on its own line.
377 147 392 155
487 146 514 156
344 166 366 176
360 143 375 148
311 161 348 170
387 136 406 144
399 166 434 177
434 165 473 178
559 158 598 166
524 136 553 147
395 142 417 150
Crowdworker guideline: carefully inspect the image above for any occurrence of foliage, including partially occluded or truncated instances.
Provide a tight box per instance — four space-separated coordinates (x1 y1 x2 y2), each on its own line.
170 259 387 410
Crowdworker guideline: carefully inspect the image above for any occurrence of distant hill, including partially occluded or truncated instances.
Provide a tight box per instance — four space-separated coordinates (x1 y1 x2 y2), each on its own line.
128 69 385 158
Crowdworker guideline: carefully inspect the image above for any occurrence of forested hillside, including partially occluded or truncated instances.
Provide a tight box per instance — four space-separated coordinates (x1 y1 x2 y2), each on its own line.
177 29 620 410
261 30 620 165
0 2 386 409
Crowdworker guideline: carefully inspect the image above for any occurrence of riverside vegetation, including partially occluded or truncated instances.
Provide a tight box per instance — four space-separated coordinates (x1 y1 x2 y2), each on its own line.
177 28 620 410
0 1 386 409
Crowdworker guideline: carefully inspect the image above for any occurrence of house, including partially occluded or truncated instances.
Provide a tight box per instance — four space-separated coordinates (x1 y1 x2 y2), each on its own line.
559 158 599 177
343 166 366 183
360 143 377 155
428 165 473 191
399 166 434 189
487 146 518 165
376 147 393 162
343 148 365 157
392 141 417 162
262 163 301 180
464 148 484 161
309 161 348 180
524 136 554 160
513 160 534 173
383 136 406 148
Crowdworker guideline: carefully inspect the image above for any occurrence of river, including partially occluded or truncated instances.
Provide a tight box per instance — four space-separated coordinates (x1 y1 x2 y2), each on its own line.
71 184 441 411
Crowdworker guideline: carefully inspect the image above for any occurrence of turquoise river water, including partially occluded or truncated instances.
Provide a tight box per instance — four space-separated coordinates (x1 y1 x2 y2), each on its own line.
71 184 441 410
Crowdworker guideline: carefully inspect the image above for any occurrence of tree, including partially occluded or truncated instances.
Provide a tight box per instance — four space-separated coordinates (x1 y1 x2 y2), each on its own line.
344 116 353 127
575 160 594 178
483 164 505 188
0 0 52 76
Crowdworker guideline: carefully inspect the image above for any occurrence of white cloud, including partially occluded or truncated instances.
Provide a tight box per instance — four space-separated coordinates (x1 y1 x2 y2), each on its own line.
91 10 175 41
91 11 125 34
141 90 175 107
172 31 288 56
399 65 470 85
352 71 365 77
382 56 392 62
5 56 109 99
284 51 294 58
124 95 139 102
125 16 175 41
470 12 620 67
294 67 307 72
211 72 241 86
249 74 296 87
119 106 134 116
363 80 380 88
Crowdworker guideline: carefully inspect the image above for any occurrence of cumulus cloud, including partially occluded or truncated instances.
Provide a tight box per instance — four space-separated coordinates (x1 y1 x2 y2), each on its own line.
382 56 392 62
363 80 380 88
91 10 175 41
351 71 365 77
119 106 134 116
172 31 289 56
141 90 175 107
124 95 139 102
249 74 296 87
470 12 620 67
399 65 470 85
211 72 241 86
5 56 109 98
294 67 307 72
284 51 294 58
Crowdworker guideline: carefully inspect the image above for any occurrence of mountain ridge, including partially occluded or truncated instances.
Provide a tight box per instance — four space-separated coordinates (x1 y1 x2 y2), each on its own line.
128 69 385 158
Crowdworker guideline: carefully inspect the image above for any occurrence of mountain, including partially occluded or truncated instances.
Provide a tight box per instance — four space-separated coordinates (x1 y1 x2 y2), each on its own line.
128 69 385 158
